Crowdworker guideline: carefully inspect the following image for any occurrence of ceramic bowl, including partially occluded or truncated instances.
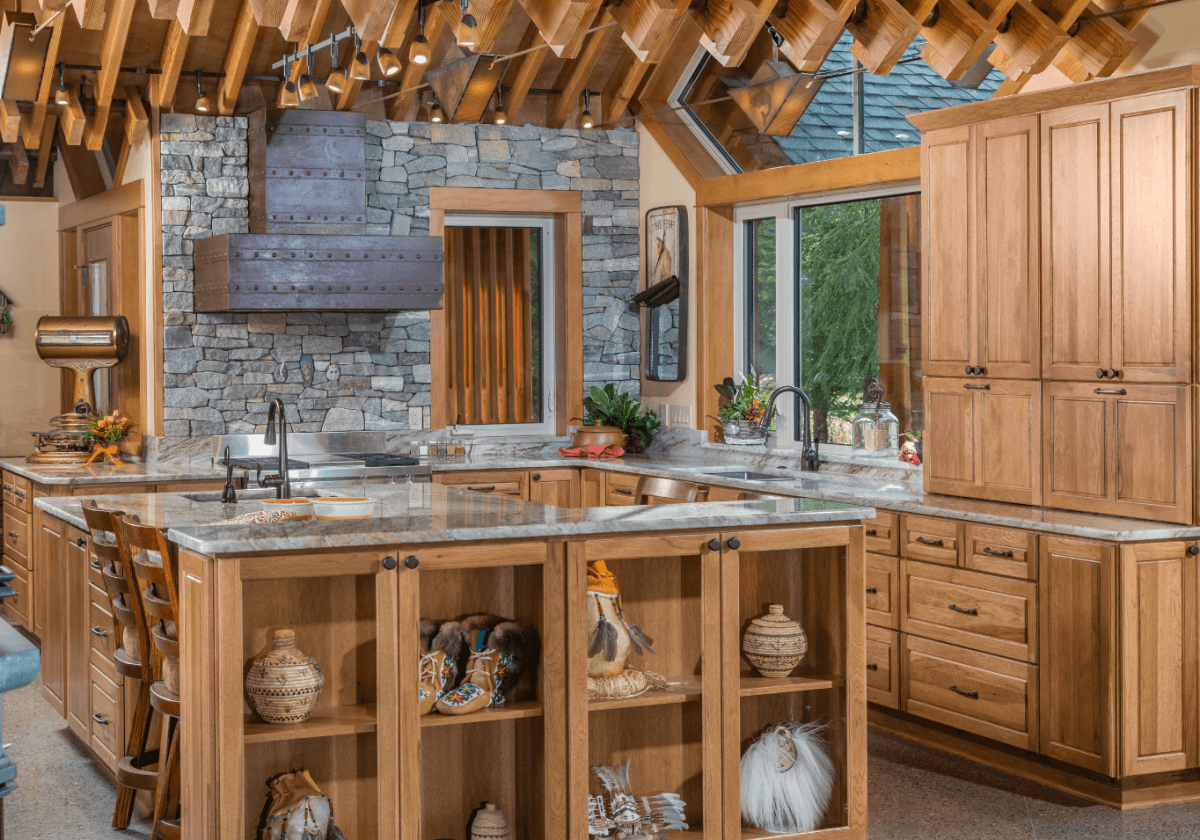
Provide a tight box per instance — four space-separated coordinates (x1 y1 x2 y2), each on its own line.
571 425 625 449
311 497 375 520
259 499 314 521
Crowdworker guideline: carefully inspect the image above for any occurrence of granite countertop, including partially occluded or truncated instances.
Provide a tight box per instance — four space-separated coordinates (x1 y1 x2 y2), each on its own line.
34 483 874 556
0 455 227 486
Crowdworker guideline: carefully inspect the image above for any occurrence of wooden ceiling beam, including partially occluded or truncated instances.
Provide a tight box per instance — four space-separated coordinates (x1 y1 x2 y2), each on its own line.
147 0 181 20
218 1 261 116
61 86 85 143
33 113 55 188
601 48 652 127
919 0 997 80
69 0 106 29
338 1 414 111
288 0 333 83
176 0 215 36
248 0 288 29
695 0 774 67
341 0 405 41
1054 7 1136 82
280 0 329 42
437 0 515 55
336 40 379 110
122 86 147 144
389 11 447 119
84 0 136 151
516 0 603 59
155 20 189 111
6 135 29 184
20 11 61 149
846 0 921 74
769 0 855 73
57 121 106 198
0 99 19 143
608 0 682 59
501 20 548 124
550 12 614 128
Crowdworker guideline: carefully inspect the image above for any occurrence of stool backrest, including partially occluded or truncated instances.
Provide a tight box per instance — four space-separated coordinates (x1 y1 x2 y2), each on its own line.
81 501 154 681
634 476 702 505
118 517 180 669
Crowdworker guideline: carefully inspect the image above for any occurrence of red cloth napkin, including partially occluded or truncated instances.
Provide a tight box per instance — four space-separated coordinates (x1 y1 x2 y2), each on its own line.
559 443 625 460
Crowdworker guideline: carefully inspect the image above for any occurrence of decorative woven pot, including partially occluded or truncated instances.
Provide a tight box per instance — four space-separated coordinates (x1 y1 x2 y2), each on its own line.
742 605 807 678
572 425 626 449
470 802 510 840
245 629 325 724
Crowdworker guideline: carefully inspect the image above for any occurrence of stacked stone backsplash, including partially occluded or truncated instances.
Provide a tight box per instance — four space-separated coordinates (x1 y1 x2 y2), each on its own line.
160 113 640 436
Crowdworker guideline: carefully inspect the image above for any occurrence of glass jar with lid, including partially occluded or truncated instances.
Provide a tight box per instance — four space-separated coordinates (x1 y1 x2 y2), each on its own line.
851 400 899 456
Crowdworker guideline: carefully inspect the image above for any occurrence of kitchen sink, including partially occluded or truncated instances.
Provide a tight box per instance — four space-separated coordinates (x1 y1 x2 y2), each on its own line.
694 469 795 482
182 488 337 503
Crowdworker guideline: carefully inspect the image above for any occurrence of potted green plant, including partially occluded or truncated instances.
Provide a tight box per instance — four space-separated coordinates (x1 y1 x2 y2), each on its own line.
581 384 661 455
714 374 771 445
0 308 10 335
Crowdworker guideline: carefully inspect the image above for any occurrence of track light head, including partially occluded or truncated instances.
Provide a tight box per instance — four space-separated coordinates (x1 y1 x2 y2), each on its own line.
493 84 506 125
55 63 68 106
327 64 347 93
430 99 444 123
578 90 594 129
350 30 370 80
377 47 402 77
410 35 431 64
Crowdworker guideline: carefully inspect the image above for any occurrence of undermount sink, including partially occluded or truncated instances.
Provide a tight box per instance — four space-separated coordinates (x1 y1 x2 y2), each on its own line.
694 469 795 482
182 487 337 503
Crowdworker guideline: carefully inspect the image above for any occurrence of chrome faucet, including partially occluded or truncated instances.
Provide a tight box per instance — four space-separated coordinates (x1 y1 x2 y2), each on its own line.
261 398 293 499
759 385 821 471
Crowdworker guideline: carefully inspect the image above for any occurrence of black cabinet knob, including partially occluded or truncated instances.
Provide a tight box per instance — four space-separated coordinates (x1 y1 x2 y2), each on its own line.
532 473 541 481
1097 368 1106 379
1188 546 1199 556
405 555 420 569
76 538 87 548
382 556 398 570
728 537 741 549
973 366 984 375
708 539 721 551
965 366 973 375
1107 369 1119 379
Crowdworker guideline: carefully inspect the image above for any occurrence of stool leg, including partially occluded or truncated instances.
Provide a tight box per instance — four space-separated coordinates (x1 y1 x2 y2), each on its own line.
150 716 177 840
112 679 154 829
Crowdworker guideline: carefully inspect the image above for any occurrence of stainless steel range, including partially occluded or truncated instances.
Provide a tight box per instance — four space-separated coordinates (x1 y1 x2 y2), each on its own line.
212 430 431 491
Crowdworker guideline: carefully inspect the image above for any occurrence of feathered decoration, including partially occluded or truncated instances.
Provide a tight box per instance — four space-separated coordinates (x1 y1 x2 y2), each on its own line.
626 623 656 657
740 721 834 835
488 619 541 701
592 760 632 795
588 610 619 662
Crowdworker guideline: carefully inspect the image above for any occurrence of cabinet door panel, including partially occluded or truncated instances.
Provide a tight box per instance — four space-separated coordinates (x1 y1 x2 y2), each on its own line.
976 115 1040 379
1041 104 1111 379
1119 541 1197 776
66 527 90 740
924 381 977 488
1112 385 1191 523
1110 91 1191 383
39 521 66 716
979 382 1041 505
529 470 579 508
1044 384 1110 503
923 126 975 376
1039 538 1115 776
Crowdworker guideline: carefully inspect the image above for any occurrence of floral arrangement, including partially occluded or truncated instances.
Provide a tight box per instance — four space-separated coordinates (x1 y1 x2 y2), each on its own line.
899 430 922 466
84 410 136 446
715 374 770 424
582 384 661 455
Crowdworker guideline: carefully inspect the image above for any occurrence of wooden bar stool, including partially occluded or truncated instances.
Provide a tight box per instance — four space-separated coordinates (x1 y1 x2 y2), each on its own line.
119 517 182 840
80 501 161 829
634 475 704 504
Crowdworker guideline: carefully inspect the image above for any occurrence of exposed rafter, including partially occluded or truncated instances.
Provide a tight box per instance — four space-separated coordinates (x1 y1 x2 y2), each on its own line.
21 11 63 149
550 11 614 127
33 114 56 188
155 19 190 111
6 134 29 184
516 0 603 58
218 1 261 115
84 0 136 150
501 20 549 123
0 100 19 144
176 0 216 36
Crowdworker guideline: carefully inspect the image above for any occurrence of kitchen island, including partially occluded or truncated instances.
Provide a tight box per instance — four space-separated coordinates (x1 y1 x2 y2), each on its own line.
37 482 872 840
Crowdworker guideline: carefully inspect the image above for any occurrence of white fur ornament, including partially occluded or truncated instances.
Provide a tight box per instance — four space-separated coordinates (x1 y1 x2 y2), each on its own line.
740 721 835 835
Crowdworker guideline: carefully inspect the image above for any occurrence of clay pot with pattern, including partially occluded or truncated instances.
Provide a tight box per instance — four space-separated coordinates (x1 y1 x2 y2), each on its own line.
245 629 325 724
742 605 807 678
470 802 510 840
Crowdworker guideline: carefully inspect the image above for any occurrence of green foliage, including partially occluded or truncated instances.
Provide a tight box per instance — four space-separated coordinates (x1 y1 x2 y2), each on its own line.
715 373 770 423
800 201 881 436
582 384 661 453
749 219 778 380
0 308 9 325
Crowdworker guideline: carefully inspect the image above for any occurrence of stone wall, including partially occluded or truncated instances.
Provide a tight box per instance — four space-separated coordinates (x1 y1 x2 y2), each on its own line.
160 113 640 436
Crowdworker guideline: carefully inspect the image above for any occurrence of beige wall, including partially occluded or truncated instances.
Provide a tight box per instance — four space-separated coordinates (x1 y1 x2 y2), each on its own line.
637 124 700 429
0 200 61 456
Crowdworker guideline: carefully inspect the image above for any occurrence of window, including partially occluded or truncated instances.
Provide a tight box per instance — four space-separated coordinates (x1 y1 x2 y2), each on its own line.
734 189 922 447
442 214 555 435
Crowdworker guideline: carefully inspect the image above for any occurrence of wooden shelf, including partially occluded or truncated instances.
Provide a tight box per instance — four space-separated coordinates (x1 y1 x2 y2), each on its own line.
741 827 844 839
588 676 704 712
739 674 844 697
244 703 378 744
420 699 544 728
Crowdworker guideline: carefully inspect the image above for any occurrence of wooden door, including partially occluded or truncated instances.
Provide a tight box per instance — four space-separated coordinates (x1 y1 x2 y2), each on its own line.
1044 382 1192 523
1118 540 1198 776
528 469 579 507
1110 91 1191 384
1041 103 1111 380
580 469 604 507
39 519 66 716
65 526 90 739
923 377 978 491
1039 537 1115 776
922 126 976 377
974 115 1040 379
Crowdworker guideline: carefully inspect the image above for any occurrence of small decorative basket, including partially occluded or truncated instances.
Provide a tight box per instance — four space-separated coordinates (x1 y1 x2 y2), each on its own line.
722 421 768 446
742 605 808 678
245 629 325 724
470 803 510 840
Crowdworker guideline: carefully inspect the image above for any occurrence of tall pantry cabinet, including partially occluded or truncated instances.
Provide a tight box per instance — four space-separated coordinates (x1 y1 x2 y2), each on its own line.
919 80 1194 524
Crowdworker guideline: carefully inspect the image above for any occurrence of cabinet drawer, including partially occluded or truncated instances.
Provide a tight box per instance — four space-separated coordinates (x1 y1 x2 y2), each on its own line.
866 626 900 708
604 473 640 506
3 560 30 631
903 635 1038 751
89 597 118 660
864 511 899 555
903 561 1037 663
965 525 1037 580
3 503 29 560
89 662 120 772
901 515 962 566
435 470 527 499
8 475 31 513
865 553 899 630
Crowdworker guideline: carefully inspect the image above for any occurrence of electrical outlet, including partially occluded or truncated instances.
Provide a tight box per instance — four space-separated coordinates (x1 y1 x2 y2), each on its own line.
670 405 691 427
409 407 423 428
657 402 670 426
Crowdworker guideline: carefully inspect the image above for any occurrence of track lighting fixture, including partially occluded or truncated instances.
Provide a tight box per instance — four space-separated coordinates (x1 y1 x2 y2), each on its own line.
55 63 69 106
278 57 300 108
327 36 348 94
195 69 211 112
350 30 371 81
298 46 318 100
493 85 507 125
430 98 444 123
410 1 431 65
377 47 402 77
457 0 478 48
578 90 594 130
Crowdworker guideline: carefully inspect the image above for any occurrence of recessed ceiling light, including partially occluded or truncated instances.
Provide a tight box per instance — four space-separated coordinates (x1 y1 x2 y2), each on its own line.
895 133 910 139
837 130 851 136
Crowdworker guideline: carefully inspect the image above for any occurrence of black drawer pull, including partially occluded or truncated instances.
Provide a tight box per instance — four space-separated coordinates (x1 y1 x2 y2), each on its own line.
866 663 879 671
76 538 87 548
613 487 633 496
91 560 101 571
915 537 944 547
865 586 878 594
1094 388 1126 395
6 532 16 540
982 547 1014 558
865 528 878 536
92 713 110 725
467 485 496 492
948 603 978 616
949 685 979 699
14 490 24 498
963 383 990 390
91 626 109 638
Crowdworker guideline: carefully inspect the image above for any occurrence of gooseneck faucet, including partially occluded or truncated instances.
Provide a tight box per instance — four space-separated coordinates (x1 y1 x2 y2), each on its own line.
261 398 292 499
759 385 821 471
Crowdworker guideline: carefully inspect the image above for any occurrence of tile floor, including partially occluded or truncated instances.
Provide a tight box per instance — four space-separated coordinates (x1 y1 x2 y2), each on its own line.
5 676 1200 839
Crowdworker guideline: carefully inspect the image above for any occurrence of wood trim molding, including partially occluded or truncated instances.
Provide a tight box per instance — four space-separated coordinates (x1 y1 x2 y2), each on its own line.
908 62 1200 132
58 179 145 231
0 195 58 202
696 146 920 207
428 187 584 435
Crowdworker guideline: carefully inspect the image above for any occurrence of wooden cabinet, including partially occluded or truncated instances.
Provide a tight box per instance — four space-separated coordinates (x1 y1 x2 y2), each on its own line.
866 625 900 709
1043 381 1191 523
863 511 899 555
528 469 579 507
65 525 90 740
603 472 639 505
866 552 899 630
433 469 529 499
923 377 1041 505
1118 540 1198 776
1038 537 1115 776
901 514 963 567
1042 93 1191 383
964 524 1038 581
39 516 67 716
580 469 604 507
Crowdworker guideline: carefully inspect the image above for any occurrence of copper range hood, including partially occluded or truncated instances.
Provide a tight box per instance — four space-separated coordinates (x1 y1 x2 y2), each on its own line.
193 109 444 312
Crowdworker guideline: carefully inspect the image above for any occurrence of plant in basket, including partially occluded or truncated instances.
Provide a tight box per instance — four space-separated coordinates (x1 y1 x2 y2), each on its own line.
714 373 772 445
83 409 136 466
582 384 661 455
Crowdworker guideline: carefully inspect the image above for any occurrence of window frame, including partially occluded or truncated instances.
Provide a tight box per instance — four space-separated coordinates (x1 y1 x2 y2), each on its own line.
732 180 919 449
441 212 558 437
